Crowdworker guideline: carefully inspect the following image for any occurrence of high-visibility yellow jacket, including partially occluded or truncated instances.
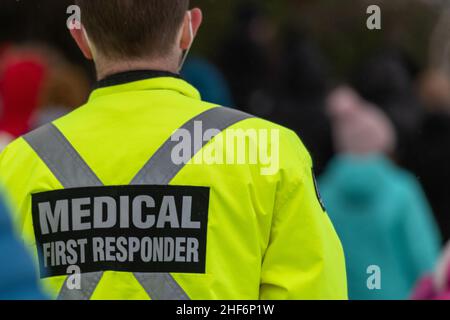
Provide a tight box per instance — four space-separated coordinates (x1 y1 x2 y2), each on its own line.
0 71 347 300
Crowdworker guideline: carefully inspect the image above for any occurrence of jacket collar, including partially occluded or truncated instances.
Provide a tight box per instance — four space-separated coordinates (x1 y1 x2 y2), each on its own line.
89 70 201 101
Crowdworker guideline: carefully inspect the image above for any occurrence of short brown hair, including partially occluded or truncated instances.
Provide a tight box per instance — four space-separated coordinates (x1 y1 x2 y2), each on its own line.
75 0 189 59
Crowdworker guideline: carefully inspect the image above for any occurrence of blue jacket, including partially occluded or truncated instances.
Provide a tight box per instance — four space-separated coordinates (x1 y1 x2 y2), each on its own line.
0 193 45 300
319 155 441 300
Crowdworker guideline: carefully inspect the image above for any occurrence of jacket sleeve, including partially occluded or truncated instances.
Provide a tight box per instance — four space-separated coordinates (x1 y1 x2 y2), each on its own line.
259 130 348 300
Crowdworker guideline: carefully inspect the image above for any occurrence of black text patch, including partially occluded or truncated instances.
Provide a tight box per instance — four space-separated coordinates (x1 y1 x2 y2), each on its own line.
31 185 210 278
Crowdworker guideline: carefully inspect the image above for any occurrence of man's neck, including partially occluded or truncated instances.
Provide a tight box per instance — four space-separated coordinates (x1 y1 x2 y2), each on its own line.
95 57 180 80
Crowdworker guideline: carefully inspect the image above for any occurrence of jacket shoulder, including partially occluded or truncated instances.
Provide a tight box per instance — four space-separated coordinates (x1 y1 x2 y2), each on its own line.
0 136 34 162
238 113 312 164
220 108 313 178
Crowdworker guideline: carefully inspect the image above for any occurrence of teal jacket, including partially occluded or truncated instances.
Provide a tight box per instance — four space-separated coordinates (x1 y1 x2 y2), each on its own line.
319 155 441 300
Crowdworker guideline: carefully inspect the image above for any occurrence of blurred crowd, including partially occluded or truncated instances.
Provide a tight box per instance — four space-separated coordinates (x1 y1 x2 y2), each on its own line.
1 0 450 300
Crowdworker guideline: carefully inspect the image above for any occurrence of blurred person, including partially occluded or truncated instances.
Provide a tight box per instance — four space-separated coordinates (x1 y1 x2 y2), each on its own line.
217 2 277 111
268 26 333 174
319 87 441 300
0 47 48 151
0 0 91 148
0 0 347 300
0 190 46 300
411 241 450 300
352 51 423 157
0 1 47 150
403 69 450 242
181 56 233 106
417 69 450 112
33 48 91 126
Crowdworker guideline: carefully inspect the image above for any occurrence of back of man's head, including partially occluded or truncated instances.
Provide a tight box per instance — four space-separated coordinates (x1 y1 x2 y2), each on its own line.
75 0 189 60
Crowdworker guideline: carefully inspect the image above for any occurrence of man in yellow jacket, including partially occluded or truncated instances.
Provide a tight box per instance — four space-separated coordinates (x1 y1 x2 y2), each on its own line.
0 0 347 300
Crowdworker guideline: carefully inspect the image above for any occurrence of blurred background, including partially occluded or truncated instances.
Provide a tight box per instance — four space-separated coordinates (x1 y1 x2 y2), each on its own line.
1 0 450 300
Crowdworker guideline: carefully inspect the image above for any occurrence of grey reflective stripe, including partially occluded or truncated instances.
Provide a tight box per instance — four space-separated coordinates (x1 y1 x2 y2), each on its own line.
134 273 191 300
132 107 254 185
24 107 254 300
24 124 103 189
57 272 103 301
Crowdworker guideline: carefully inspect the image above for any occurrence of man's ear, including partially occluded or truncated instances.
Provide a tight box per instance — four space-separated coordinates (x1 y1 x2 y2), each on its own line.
180 8 203 50
70 27 94 60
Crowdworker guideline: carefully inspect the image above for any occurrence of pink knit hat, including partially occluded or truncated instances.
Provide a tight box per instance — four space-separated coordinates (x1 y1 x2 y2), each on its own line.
327 86 397 156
